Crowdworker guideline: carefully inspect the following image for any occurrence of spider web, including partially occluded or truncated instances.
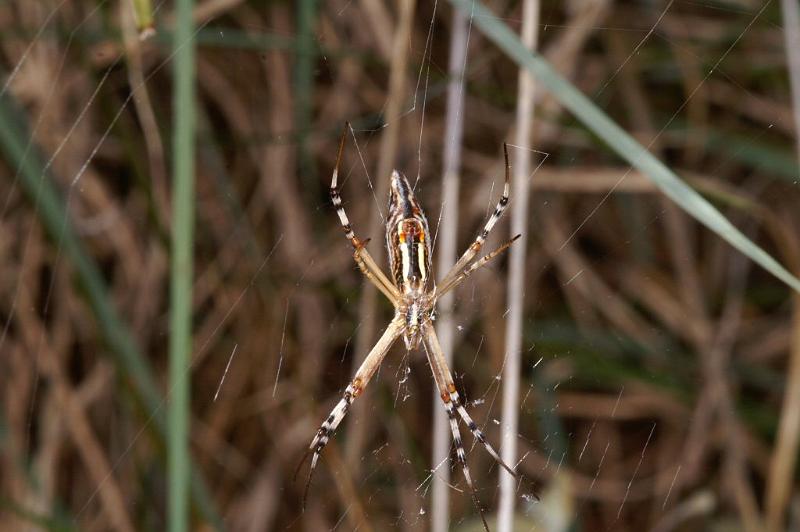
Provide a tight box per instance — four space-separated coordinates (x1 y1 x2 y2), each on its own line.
0 0 796 531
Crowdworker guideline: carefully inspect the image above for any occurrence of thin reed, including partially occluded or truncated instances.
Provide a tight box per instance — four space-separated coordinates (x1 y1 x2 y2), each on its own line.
1 2 799 531
167 0 197 530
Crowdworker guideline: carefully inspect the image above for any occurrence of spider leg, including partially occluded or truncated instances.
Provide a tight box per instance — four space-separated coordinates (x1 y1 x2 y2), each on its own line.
423 324 492 532
352 240 400 304
297 315 404 508
438 143 511 290
450 392 517 478
435 234 521 298
426 325 524 475
330 123 401 303
445 391 490 532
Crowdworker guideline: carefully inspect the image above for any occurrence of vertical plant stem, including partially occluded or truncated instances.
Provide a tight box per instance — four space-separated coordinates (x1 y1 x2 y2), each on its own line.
121 2 170 229
295 0 317 198
765 2 800 530
765 296 800 532
0 89 221 530
498 1 539 530
374 0 415 186
432 8 469 532
448 0 800 294
344 0 416 476
168 0 196 529
781 0 800 161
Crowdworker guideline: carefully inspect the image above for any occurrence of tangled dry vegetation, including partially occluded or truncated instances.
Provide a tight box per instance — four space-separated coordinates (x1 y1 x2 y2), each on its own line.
1 1 800 531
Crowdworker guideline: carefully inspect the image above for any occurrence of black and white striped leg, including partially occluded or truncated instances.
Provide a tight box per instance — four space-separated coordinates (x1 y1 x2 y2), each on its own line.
449 391 518 479
442 394 490 532
329 122 400 303
435 234 521 297
297 316 404 508
330 123 358 247
439 143 512 289
297 383 357 508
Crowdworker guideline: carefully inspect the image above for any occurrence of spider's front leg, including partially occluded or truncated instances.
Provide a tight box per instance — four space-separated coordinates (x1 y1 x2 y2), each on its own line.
438 143 513 292
297 315 404 507
435 234 521 297
329 123 400 304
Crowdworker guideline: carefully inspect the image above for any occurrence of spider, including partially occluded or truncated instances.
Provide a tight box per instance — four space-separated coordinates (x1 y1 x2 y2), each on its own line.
298 123 522 531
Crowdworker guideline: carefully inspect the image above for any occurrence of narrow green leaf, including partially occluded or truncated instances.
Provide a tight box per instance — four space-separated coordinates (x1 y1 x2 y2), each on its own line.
450 0 800 294
0 85 220 532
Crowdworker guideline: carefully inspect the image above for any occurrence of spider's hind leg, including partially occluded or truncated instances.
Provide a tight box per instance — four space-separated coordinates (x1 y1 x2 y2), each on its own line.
296 382 357 508
424 324 492 531
296 316 404 508
442 389 491 532
450 391 518 478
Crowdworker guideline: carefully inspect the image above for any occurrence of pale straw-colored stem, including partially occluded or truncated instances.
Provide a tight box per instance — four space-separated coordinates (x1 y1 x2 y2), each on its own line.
432 7 469 532
764 2 800 530
498 1 539 530
344 0 416 473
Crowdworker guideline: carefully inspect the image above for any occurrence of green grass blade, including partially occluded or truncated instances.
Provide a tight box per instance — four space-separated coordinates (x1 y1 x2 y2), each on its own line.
450 0 800 294
0 89 220 530
168 0 197 529
0 94 162 431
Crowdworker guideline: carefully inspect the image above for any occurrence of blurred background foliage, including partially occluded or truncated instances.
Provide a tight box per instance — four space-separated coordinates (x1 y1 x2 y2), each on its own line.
1 0 800 531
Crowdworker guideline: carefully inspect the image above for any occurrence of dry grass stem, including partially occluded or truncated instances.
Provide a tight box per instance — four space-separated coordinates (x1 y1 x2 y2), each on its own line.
1 1 799 530
431 5 469 531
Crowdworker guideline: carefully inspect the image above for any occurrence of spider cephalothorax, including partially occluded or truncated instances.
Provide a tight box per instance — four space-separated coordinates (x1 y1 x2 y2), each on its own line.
298 124 523 532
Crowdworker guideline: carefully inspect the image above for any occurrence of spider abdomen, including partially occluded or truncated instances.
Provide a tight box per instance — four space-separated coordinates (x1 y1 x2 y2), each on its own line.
386 170 432 293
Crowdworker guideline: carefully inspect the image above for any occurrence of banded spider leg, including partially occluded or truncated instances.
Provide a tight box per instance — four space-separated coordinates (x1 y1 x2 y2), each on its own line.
423 323 519 531
296 315 404 507
436 143 517 296
330 122 400 304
